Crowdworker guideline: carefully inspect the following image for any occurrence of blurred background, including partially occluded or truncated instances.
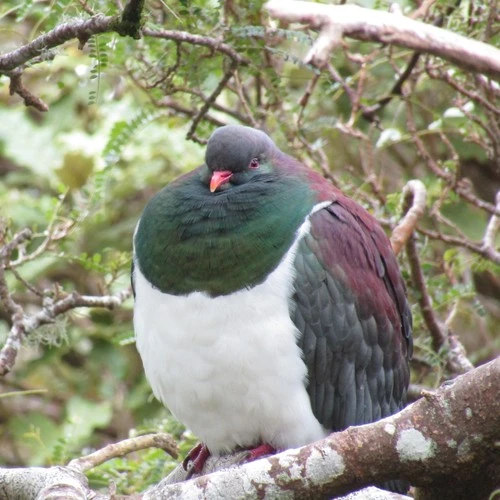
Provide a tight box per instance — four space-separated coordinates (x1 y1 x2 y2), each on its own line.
0 0 498 493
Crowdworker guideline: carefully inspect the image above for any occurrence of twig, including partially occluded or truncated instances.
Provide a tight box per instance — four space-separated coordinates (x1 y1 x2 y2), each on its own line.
156 98 225 127
0 288 132 376
417 226 500 265
406 225 474 375
391 180 427 256
405 230 446 353
362 52 421 120
187 61 238 140
427 66 500 115
389 180 471 374
482 191 500 261
68 433 178 473
297 72 320 127
141 28 249 66
8 70 49 112
406 99 500 217
265 1 500 78
233 70 259 127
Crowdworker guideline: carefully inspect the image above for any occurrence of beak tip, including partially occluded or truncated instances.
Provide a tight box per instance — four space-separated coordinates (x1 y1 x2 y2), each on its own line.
209 170 233 193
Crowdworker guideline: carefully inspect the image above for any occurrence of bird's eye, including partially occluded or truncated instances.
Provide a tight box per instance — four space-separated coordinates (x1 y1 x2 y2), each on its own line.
249 158 259 169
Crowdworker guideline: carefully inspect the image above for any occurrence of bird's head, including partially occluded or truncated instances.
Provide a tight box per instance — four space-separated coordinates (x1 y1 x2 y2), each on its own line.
204 125 277 192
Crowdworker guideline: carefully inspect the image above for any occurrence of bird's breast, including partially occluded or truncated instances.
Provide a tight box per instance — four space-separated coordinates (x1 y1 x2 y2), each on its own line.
133 177 315 296
133 214 328 453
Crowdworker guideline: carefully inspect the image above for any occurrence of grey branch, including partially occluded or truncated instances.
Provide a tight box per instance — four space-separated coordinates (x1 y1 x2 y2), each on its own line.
142 357 500 498
0 287 132 376
265 0 500 79
0 15 119 73
0 357 497 498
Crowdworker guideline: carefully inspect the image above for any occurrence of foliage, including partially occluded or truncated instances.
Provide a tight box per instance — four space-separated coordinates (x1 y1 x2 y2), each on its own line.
0 0 498 495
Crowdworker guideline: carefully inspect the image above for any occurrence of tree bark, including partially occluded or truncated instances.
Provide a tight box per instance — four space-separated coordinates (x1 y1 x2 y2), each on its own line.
0 357 497 498
265 0 500 79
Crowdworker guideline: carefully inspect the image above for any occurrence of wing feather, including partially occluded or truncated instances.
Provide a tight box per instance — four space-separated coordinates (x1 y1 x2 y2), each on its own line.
291 196 412 431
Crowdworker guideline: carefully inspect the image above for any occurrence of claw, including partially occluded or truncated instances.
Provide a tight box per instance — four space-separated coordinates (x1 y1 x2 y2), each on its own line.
183 443 211 478
245 443 276 462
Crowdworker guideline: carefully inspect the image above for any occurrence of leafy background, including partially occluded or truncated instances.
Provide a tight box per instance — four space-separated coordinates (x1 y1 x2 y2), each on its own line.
0 0 498 494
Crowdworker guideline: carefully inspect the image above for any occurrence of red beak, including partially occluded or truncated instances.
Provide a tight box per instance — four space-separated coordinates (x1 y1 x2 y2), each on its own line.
210 170 233 193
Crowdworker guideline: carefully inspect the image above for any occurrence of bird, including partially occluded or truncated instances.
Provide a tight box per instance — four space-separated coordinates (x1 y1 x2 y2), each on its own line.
132 124 412 491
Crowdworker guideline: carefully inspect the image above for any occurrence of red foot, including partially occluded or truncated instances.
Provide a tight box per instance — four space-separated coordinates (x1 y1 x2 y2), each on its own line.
183 443 211 476
245 443 276 462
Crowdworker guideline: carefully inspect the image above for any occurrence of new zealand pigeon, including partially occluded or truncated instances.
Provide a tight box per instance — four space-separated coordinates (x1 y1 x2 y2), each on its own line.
132 125 412 490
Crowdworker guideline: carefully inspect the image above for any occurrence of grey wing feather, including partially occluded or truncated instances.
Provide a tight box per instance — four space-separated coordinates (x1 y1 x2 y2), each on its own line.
290 203 412 431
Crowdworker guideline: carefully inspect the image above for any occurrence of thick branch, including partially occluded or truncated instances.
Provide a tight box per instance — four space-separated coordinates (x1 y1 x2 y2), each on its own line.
0 0 146 73
265 1 500 79
145 358 500 498
0 358 497 498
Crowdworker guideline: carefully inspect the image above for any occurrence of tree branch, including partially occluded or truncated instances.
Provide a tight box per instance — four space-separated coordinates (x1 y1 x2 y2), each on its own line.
1 358 496 498
145 357 500 498
391 180 427 256
0 225 133 376
0 15 119 73
482 191 500 262
265 0 500 79
68 433 178 473
141 28 249 66
0 0 146 110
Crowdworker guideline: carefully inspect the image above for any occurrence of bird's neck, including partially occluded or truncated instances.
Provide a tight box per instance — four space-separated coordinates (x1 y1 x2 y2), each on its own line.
134 173 315 296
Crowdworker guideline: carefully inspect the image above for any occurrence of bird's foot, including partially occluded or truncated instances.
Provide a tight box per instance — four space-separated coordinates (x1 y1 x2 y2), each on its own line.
183 442 211 477
244 443 276 462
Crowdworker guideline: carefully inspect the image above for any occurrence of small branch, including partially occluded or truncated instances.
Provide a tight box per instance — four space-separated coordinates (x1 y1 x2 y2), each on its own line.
187 61 238 141
8 70 49 112
156 98 225 127
265 0 500 78
141 28 249 66
0 15 119 72
0 288 132 376
362 52 421 120
417 226 500 265
233 70 259 127
0 0 145 110
297 72 320 126
482 191 500 261
406 226 446 353
391 180 427 256
406 99 500 217
68 433 178 473
406 226 473 375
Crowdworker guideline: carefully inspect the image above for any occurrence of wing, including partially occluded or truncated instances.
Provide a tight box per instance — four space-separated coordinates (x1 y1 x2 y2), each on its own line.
291 197 412 431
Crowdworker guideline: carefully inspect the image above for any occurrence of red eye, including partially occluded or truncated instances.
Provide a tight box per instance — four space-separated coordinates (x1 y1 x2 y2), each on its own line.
249 158 259 169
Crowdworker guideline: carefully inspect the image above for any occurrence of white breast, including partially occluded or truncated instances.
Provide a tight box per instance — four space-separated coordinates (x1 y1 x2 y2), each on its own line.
133 216 328 454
